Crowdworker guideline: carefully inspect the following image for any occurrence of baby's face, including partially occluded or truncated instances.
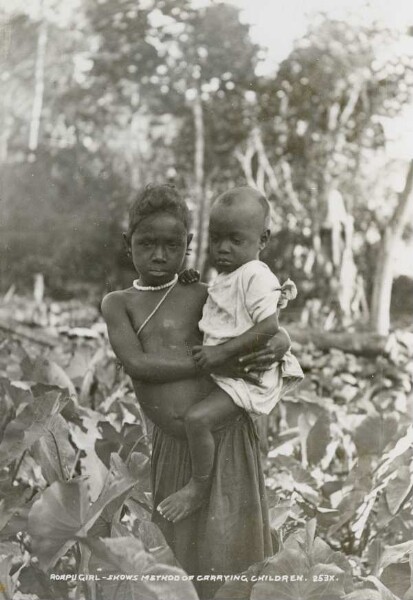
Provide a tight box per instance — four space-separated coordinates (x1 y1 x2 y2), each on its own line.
209 203 267 273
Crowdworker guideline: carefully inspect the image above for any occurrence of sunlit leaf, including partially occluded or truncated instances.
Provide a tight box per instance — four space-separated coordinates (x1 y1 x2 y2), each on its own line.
80 536 199 600
251 549 345 600
385 466 413 515
28 453 141 570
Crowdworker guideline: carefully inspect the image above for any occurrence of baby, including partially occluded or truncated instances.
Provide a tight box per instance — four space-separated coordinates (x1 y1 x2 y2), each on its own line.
158 186 303 522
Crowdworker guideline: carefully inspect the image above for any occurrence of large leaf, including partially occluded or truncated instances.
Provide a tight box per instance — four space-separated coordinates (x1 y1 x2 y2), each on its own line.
251 548 345 600
214 560 268 600
385 466 413 515
353 415 398 456
306 413 331 465
0 480 32 533
21 355 76 396
380 563 412 600
69 408 108 501
31 414 76 483
364 575 403 600
378 541 413 572
0 390 68 469
28 477 90 571
269 502 291 530
28 453 141 570
284 528 354 592
80 536 199 600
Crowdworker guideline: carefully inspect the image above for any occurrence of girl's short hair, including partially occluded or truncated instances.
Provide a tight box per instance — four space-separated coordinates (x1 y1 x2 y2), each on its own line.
126 184 189 240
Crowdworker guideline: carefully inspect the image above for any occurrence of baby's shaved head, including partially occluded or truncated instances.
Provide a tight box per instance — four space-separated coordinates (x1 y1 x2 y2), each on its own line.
212 186 271 229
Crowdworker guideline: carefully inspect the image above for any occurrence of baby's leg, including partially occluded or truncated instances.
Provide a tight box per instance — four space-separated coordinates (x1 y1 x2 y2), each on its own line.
157 388 240 523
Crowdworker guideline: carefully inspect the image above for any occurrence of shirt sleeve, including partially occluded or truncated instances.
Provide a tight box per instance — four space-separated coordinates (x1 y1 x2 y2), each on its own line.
241 263 282 323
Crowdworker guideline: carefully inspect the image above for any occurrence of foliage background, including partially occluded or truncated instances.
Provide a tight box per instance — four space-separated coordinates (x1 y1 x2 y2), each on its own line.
0 1 412 599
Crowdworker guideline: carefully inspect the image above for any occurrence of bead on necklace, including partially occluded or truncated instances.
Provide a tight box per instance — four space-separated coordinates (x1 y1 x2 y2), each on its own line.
133 273 178 291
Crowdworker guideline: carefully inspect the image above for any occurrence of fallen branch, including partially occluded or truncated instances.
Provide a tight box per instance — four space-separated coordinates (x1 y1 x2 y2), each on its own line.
0 317 58 347
287 326 387 356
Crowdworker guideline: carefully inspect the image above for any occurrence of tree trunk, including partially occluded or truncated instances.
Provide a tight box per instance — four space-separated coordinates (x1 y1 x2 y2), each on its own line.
370 160 413 335
29 3 48 154
188 90 206 270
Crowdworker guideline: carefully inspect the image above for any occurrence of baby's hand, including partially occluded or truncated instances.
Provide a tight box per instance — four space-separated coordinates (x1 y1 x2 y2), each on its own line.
178 269 200 285
192 345 227 370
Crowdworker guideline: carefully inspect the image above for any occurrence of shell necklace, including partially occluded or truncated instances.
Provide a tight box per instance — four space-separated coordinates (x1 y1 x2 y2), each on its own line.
133 273 178 291
134 274 179 337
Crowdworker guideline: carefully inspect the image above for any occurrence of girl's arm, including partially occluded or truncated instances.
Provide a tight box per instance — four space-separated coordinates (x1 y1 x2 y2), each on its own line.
101 292 199 383
238 327 291 372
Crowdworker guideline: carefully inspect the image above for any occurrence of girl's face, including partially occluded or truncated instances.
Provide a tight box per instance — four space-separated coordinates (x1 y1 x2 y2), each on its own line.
129 212 190 286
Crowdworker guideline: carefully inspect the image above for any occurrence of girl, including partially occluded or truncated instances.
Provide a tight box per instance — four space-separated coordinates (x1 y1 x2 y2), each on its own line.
102 184 291 599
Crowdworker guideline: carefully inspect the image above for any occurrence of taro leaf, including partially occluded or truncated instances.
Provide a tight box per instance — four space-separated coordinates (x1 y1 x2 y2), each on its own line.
137 520 168 551
31 414 76 483
380 563 413 600
0 379 33 409
128 452 152 508
252 547 345 600
18 564 64 600
21 355 76 396
378 541 413 573
126 497 151 523
0 380 32 441
89 455 146 538
215 560 268 600
365 575 403 600
305 518 317 552
298 412 317 465
385 467 413 515
28 453 141 570
273 529 353 593
70 409 108 501
0 390 67 469
134 521 177 567
0 491 37 537
307 413 331 465
28 478 90 571
353 415 399 456
269 502 290 530
95 422 123 468
0 479 32 532
118 423 147 462
80 536 198 600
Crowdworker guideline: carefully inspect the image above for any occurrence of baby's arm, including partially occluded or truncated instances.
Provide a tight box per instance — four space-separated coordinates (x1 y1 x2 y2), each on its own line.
193 312 279 370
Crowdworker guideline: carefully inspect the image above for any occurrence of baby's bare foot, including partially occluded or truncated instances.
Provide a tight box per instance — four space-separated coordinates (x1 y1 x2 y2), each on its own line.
157 479 208 523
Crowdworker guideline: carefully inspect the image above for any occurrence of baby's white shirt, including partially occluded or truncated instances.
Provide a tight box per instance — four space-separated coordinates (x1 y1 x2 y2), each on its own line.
199 260 281 344
198 260 303 415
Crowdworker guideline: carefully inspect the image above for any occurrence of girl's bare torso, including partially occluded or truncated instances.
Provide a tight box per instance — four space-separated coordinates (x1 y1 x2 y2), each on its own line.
125 282 215 437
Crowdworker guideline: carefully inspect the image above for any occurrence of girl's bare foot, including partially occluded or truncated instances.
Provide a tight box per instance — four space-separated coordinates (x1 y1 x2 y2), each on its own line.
157 478 209 523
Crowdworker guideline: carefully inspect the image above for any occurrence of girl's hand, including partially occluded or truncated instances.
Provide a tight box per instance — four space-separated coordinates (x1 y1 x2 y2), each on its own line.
192 344 229 370
178 269 200 285
238 328 291 371
213 360 263 385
